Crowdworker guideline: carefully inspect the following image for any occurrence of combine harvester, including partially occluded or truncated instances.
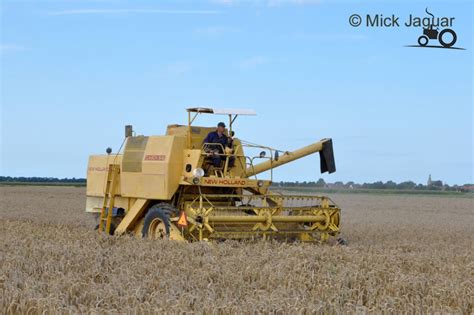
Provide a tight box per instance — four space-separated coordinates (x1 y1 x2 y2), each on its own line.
86 108 341 242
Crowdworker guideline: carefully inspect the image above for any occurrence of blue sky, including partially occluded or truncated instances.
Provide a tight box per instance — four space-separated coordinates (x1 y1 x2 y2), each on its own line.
1 0 472 185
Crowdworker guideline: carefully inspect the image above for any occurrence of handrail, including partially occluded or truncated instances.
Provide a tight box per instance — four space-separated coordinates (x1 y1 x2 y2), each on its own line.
201 141 276 180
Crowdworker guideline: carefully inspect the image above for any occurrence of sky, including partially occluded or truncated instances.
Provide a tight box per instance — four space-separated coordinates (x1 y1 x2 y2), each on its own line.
1 0 473 185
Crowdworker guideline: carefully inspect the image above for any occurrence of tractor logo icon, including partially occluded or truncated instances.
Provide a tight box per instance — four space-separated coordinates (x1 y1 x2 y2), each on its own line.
417 8 456 48
406 8 464 50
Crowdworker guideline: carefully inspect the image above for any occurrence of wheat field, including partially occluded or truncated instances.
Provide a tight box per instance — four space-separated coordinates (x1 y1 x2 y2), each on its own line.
0 186 472 314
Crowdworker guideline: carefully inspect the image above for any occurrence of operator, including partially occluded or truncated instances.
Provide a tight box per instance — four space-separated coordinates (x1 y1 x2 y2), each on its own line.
203 122 235 167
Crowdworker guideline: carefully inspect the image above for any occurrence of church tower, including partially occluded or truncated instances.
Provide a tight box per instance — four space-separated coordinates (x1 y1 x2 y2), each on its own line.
427 174 432 186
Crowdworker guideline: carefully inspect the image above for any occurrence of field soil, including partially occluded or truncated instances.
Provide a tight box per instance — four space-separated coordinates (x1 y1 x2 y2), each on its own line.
0 186 472 313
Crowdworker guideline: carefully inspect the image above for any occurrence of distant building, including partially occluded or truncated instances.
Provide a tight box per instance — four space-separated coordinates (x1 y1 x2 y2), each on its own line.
431 180 443 187
461 185 474 192
427 174 443 189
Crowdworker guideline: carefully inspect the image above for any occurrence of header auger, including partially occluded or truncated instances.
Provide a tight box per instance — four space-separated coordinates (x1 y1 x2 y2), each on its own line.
86 107 341 242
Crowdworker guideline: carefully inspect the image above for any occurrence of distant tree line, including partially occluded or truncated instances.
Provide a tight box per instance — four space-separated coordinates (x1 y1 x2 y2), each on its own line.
0 176 86 183
275 179 473 192
1 176 472 192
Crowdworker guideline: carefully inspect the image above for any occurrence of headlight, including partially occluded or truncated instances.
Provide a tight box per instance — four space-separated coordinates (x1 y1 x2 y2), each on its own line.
192 168 205 178
192 177 200 185
257 180 264 187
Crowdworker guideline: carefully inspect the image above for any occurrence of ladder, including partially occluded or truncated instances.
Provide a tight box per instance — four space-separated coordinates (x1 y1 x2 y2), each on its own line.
99 164 120 234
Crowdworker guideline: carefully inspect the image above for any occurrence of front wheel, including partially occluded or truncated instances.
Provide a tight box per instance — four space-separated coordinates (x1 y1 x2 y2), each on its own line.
418 35 429 46
141 203 177 239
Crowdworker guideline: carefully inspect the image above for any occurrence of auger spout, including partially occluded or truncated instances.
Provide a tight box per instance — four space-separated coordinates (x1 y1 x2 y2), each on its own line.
245 138 336 177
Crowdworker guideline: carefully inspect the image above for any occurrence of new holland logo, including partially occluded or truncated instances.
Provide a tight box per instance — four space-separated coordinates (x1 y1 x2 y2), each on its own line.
202 178 247 186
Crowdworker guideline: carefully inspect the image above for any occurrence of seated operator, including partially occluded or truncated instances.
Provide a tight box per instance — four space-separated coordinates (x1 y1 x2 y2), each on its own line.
203 122 235 168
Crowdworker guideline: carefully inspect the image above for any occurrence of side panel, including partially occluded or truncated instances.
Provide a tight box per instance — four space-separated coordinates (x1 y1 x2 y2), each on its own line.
86 155 122 197
182 149 202 178
120 135 186 199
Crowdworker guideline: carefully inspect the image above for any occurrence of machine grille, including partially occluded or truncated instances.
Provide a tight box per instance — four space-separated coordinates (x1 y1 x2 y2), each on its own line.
122 136 148 172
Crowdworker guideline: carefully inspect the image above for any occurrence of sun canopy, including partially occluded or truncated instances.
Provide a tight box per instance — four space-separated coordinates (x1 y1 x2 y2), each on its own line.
186 107 256 116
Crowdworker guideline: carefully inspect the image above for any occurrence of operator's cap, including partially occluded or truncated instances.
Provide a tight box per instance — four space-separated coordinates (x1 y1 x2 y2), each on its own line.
217 122 226 128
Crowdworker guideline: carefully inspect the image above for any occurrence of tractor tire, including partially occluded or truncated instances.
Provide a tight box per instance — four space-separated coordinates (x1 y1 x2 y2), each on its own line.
141 203 178 239
438 29 457 48
418 35 429 46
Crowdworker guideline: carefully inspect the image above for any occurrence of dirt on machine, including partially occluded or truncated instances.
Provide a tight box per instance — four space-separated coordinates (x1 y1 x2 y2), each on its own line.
86 107 341 242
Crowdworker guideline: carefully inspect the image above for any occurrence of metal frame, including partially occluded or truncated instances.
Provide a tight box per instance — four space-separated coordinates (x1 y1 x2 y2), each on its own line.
187 107 256 139
201 142 278 180
181 193 340 241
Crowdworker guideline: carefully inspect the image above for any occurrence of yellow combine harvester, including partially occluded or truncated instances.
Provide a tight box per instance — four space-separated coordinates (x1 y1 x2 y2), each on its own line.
86 108 341 242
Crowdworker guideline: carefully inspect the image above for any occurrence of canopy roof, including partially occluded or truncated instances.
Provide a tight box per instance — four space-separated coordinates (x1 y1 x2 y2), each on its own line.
186 107 256 116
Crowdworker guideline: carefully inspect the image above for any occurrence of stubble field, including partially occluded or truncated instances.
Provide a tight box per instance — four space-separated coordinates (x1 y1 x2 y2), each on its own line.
0 186 472 314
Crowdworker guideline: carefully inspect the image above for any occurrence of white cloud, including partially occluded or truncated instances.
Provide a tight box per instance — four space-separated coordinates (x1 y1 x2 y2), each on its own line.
239 56 268 69
212 0 236 4
166 61 193 76
0 44 26 54
267 0 320 6
289 32 368 41
211 0 319 6
194 26 240 38
47 9 222 16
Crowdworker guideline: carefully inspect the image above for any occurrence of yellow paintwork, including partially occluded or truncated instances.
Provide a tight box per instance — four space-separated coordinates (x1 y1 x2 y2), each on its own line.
245 140 328 177
86 155 122 197
98 164 120 234
120 135 185 200
87 109 341 242
114 198 149 235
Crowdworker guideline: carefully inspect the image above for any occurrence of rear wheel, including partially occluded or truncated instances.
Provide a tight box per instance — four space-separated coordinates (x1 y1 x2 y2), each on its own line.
418 35 429 46
141 203 178 239
438 28 456 47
